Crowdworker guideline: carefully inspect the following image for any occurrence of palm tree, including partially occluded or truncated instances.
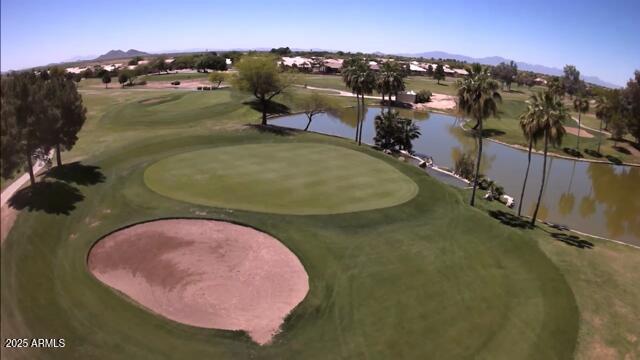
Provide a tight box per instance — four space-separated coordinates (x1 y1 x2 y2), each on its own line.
517 96 544 217
342 59 365 142
456 63 502 206
342 59 376 145
594 96 610 153
377 62 394 104
530 91 567 226
572 96 589 150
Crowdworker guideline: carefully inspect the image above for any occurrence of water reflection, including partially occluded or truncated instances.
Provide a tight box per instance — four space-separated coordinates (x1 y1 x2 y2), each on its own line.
272 107 640 245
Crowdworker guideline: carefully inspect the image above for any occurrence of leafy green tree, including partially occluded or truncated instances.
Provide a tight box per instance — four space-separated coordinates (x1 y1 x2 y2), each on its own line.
208 72 226 89
426 64 434 76
433 63 445 84
171 55 196 70
562 65 583 98
454 152 476 181
493 61 518 91
44 77 87 166
297 92 337 131
118 71 129 88
622 70 640 144
153 56 168 73
270 47 291 55
530 91 568 226
101 73 111 88
609 113 627 147
572 96 589 150
196 54 227 72
128 56 143 65
233 56 292 125
1 73 49 185
456 63 502 206
517 95 544 217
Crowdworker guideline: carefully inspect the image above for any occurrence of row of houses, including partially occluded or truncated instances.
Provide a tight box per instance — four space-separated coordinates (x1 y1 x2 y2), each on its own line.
65 57 233 74
278 57 469 77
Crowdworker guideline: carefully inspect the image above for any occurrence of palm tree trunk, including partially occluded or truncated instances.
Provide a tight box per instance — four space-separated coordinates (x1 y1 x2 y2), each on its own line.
355 94 360 142
531 130 549 226
517 138 533 217
358 94 365 146
577 112 581 150
470 118 483 206
55 144 62 167
25 149 35 186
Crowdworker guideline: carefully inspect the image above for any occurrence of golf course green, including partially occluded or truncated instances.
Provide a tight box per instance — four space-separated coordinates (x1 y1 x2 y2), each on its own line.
144 143 418 214
1 86 638 359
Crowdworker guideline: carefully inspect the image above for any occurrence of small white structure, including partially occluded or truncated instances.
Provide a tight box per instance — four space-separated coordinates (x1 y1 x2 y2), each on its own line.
226 58 232 67
65 66 88 74
280 56 312 69
397 90 417 103
409 64 426 73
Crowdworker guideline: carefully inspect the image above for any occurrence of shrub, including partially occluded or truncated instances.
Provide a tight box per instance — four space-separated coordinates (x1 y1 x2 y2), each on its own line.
197 86 203 90
415 90 432 103
454 152 476 181
171 81 181 85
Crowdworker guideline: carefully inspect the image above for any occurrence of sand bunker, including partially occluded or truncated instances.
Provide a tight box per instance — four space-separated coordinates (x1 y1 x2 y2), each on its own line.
88 219 309 345
564 126 594 138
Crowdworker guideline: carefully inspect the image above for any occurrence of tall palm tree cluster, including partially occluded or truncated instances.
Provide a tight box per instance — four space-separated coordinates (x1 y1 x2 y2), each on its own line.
342 59 407 145
518 91 568 225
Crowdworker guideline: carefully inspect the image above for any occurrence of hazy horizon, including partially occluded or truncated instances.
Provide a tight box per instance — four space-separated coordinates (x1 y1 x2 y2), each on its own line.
2 0 639 86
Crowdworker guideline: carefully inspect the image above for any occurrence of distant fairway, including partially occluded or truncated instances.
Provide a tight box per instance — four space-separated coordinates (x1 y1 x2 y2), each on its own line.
144 143 418 214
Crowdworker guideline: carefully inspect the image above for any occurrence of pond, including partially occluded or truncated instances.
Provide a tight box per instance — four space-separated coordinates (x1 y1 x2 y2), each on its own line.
272 107 640 246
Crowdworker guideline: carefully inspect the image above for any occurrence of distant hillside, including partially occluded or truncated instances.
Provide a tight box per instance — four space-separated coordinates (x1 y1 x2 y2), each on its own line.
401 51 620 88
95 49 149 61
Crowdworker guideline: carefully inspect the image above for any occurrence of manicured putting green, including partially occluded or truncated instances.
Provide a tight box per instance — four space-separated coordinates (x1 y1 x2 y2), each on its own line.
144 143 418 214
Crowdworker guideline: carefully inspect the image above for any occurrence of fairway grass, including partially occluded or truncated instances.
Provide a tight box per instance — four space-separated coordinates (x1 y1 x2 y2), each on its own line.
144 143 418 214
1 86 638 359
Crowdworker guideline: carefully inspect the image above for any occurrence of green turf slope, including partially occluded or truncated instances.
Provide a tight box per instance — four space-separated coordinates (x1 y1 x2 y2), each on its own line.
1 131 578 359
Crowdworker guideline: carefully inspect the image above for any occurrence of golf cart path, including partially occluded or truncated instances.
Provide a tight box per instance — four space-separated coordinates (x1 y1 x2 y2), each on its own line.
0 159 48 207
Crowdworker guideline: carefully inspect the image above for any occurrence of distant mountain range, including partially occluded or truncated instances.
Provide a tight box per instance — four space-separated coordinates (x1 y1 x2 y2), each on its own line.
401 51 620 88
94 49 150 61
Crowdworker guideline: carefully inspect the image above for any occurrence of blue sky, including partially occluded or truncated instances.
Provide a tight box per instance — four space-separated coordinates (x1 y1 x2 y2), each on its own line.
2 0 639 86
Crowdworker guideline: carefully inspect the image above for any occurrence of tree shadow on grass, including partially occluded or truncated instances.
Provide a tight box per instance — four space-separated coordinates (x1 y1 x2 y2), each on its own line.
613 146 631 155
605 155 623 165
488 210 533 229
550 232 594 249
8 181 84 215
45 162 106 186
243 99 291 117
481 129 506 138
563 147 583 158
584 149 603 158
246 124 296 136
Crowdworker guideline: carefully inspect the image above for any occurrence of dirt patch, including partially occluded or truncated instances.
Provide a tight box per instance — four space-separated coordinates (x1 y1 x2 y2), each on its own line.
412 93 457 110
564 126 594 138
87 219 308 345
